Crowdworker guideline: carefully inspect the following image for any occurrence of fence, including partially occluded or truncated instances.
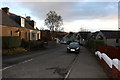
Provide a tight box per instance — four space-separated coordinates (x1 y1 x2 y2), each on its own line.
98 46 120 59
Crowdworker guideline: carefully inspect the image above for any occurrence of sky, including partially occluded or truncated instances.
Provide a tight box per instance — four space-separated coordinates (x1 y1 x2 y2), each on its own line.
1 0 119 32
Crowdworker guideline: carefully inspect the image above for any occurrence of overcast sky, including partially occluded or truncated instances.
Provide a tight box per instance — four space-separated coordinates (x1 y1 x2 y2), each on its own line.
1 1 119 32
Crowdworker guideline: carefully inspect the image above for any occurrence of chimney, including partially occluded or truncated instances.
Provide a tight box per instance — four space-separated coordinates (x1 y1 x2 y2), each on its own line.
2 7 9 15
26 16 31 21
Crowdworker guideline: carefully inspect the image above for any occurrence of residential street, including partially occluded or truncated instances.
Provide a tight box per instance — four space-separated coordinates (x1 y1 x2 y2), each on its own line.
2 44 108 78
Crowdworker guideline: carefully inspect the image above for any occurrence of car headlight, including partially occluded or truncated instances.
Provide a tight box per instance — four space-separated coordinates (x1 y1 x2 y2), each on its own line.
67 47 70 49
76 47 79 50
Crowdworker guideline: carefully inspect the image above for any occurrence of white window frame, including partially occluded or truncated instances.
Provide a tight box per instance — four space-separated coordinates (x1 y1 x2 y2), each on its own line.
21 18 25 27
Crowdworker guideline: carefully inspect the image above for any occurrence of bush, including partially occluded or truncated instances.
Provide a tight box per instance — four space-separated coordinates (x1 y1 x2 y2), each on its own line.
87 40 104 52
29 41 44 50
21 39 30 49
21 39 44 50
2 47 27 55
2 36 21 49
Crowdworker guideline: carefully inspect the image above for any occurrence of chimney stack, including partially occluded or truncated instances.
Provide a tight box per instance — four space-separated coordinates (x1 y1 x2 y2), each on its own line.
26 16 31 21
2 7 9 15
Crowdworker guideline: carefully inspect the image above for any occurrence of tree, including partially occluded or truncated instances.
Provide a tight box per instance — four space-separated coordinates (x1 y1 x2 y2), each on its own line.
45 11 63 31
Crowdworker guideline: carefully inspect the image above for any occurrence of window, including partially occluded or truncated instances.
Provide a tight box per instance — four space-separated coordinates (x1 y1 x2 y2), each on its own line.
21 18 25 27
19 32 21 37
116 38 119 43
34 22 36 29
24 32 27 40
8 31 12 36
37 33 39 40
98 35 103 40
32 33 35 38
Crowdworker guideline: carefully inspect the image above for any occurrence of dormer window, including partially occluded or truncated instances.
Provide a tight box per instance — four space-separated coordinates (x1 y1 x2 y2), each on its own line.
21 18 25 27
34 22 36 29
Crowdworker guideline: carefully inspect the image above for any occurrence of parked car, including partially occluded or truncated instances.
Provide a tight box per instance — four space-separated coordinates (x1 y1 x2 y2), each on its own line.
66 41 72 44
67 42 80 54
60 40 67 44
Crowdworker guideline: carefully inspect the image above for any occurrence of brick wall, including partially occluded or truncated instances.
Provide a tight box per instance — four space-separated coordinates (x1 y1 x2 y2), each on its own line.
1 25 30 41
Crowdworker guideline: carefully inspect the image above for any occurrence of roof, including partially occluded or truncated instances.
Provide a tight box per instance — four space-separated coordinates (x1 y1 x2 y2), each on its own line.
1 10 21 28
1 8 37 30
9 14 34 30
79 31 91 39
89 31 99 39
36 27 40 31
100 30 120 39
92 31 99 37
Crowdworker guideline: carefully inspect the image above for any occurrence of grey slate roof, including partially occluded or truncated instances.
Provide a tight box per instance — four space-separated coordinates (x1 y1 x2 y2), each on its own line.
100 30 120 39
1 9 37 30
0 10 21 28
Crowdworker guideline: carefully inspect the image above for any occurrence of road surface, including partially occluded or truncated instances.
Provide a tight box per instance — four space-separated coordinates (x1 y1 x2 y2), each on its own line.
2 44 108 79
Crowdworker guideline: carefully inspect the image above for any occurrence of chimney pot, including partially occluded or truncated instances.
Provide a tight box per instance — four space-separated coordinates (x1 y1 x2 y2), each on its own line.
26 16 31 21
2 7 9 15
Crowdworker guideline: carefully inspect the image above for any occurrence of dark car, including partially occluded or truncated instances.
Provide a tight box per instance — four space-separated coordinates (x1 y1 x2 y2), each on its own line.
67 42 80 54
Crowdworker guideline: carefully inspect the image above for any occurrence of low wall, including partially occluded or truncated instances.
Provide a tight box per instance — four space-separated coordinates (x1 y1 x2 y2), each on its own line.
95 51 120 80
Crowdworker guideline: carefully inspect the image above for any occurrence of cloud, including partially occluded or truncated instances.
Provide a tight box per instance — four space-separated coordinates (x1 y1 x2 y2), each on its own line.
1 2 118 32
14 2 118 22
1 0 119 2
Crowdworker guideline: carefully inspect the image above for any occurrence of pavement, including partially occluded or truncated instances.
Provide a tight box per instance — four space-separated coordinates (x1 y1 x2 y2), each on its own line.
68 46 108 78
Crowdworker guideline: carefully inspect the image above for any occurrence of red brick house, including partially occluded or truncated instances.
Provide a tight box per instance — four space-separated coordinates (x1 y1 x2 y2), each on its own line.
0 7 40 41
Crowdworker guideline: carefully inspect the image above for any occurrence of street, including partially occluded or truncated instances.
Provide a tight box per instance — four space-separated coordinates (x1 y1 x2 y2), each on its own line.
2 44 108 79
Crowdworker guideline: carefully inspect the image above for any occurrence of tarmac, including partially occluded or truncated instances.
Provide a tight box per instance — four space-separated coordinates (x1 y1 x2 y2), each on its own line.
68 46 109 78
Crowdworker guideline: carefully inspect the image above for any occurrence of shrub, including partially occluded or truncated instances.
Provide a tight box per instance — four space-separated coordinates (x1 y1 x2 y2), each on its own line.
2 47 27 55
87 40 104 52
21 39 44 50
29 41 44 50
21 39 30 49
2 36 21 49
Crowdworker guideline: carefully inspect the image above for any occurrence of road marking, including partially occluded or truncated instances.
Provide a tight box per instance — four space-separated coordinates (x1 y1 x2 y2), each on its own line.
0 65 16 71
0 59 33 71
64 54 79 80
64 68 72 79
20 59 33 64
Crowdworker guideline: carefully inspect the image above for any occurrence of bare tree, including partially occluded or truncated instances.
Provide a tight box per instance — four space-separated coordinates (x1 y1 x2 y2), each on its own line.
45 11 63 31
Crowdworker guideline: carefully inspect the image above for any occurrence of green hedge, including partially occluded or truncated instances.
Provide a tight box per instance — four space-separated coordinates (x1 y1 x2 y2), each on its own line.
2 36 21 49
21 39 30 49
87 40 104 52
29 41 44 50
21 39 44 50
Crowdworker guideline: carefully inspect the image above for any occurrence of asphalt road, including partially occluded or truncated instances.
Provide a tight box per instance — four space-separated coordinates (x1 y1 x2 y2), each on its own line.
2 44 78 78
1 44 108 79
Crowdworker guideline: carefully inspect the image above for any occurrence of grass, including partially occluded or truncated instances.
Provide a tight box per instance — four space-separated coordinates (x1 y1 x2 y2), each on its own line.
2 47 28 56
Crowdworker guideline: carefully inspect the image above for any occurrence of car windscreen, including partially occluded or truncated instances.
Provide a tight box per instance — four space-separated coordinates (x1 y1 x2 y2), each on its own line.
69 43 80 47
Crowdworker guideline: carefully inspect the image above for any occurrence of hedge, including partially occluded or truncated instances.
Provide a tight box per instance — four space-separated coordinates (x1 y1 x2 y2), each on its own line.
21 39 44 50
87 40 104 52
2 36 21 49
29 41 44 50
21 39 30 49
